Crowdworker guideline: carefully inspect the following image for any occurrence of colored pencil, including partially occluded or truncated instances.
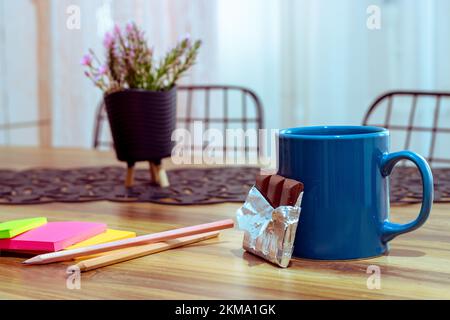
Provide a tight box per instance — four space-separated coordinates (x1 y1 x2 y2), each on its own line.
23 219 234 265
75 231 219 272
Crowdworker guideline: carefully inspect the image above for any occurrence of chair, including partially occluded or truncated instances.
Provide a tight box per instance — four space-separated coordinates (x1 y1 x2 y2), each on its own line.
93 85 264 186
93 85 264 160
363 90 450 167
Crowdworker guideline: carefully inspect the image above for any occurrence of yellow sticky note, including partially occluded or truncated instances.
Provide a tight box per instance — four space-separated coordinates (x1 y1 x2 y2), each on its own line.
66 229 136 250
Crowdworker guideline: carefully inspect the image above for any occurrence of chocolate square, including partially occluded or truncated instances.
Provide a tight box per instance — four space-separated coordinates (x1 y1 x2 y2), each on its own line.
266 175 285 208
279 178 304 206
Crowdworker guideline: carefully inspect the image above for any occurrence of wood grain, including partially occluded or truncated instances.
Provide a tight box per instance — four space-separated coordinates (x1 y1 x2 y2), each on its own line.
0 147 450 299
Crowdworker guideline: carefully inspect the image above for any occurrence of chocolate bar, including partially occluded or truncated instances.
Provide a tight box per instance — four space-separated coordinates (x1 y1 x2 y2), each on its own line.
237 174 304 268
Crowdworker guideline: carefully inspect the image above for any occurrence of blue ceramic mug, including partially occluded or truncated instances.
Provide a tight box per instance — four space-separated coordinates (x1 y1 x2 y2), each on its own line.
278 126 433 260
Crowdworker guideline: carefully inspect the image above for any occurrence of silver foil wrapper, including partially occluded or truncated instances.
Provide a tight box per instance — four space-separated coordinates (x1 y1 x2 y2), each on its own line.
236 186 303 268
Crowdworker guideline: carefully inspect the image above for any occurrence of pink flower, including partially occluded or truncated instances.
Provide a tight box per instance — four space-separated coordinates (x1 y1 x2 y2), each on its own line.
126 22 134 34
103 32 114 49
80 54 93 66
98 65 108 75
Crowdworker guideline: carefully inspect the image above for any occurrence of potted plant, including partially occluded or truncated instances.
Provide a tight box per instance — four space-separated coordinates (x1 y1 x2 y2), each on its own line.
82 23 201 187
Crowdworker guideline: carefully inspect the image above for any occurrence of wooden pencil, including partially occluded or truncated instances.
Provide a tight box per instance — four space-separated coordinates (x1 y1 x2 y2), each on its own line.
75 231 219 272
23 219 234 265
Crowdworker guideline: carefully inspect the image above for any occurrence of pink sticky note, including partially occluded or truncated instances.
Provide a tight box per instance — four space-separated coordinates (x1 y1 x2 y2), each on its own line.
0 221 107 252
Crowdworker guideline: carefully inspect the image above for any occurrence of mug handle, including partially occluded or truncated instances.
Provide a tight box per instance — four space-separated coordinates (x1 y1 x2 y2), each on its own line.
380 151 434 242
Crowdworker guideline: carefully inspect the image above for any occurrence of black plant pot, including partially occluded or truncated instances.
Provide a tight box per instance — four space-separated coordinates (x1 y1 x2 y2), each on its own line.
104 87 177 165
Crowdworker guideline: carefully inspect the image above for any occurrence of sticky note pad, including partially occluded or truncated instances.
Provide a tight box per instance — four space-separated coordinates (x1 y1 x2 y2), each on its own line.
0 221 107 252
0 217 47 239
66 229 136 250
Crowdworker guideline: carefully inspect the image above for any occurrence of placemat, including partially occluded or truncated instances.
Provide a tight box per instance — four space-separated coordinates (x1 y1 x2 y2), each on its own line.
0 166 449 205
0 167 259 205
390 167 450 203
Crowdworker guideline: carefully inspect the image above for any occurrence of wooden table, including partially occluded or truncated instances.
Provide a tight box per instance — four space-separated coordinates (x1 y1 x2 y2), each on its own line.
0 147 449 299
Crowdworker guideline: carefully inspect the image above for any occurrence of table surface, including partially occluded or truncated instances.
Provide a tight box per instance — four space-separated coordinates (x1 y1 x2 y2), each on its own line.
0 147 449 300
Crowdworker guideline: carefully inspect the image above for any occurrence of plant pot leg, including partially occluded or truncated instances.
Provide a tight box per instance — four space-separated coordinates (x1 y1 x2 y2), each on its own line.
125 163 135 188
149 162 170 188
149 162 159 185
158 167 170 188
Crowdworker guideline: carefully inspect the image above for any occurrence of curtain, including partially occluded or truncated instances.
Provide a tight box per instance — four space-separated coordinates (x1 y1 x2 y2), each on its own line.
0 0 218 147
51 0 218 147
0 0 449 154
280 0 450 156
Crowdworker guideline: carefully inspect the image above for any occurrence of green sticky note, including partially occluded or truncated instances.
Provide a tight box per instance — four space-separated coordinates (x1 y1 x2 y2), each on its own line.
0 217 47 239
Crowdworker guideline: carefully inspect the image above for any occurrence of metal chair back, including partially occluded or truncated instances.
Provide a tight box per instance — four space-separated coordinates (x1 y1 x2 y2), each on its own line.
363 90 450 166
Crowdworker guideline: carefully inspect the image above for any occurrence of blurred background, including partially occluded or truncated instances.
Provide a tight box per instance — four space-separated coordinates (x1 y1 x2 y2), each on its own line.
0 0 449 160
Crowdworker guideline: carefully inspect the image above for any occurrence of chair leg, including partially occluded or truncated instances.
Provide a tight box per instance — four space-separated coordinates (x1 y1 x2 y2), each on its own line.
125 163 135 188
149 162 169 187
